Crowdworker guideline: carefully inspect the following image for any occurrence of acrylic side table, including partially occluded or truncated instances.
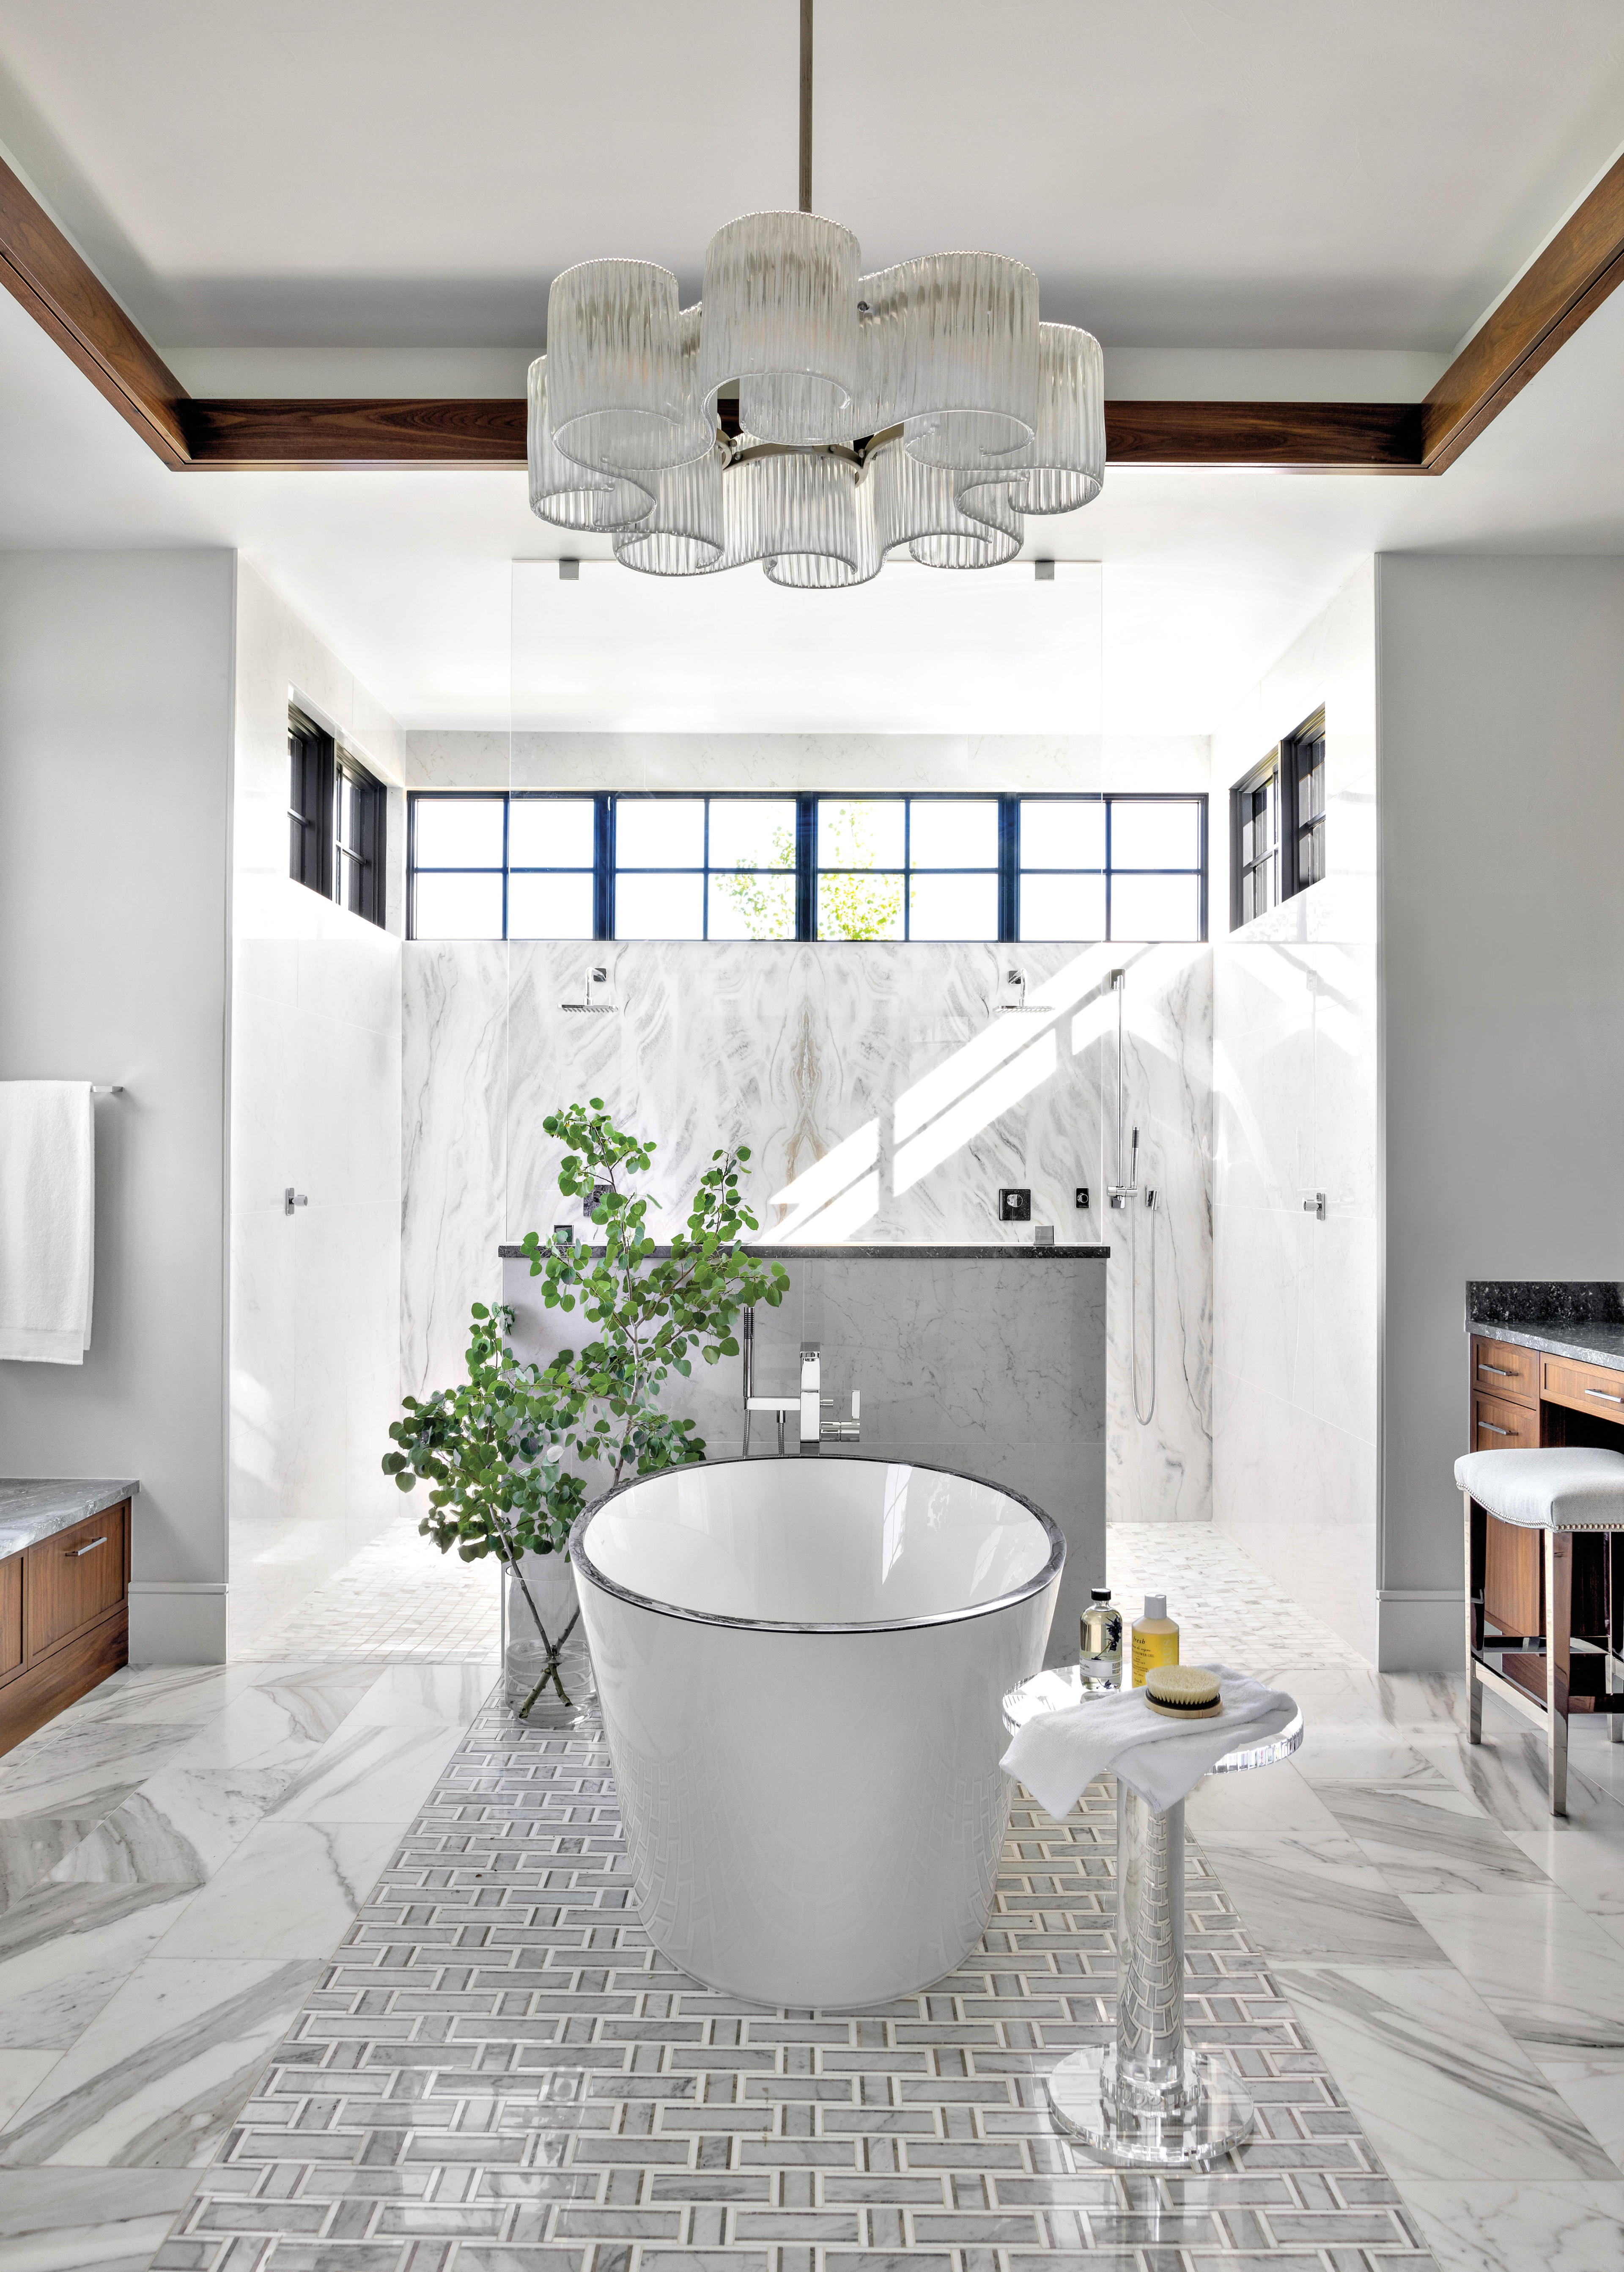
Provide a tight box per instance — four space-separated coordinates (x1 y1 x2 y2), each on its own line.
1003 1666 1303 2169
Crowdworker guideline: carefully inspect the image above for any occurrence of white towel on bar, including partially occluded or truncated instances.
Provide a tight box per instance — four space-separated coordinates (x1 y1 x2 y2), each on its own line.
0 1082 96 1364
1000 1663 1298 1816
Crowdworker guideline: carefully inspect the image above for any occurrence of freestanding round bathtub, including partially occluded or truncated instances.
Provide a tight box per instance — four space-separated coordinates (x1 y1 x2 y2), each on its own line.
569 1455 1063 2008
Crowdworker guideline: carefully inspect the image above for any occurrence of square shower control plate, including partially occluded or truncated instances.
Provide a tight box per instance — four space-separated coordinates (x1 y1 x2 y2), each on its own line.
999 1187 1032 1222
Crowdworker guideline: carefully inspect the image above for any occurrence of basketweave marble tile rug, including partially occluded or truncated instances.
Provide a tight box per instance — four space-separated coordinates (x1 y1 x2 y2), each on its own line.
153 1703 1437 2272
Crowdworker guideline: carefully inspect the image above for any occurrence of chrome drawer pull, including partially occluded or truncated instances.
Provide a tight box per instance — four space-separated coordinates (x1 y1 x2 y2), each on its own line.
1478 1422 1511 1436
68 1536 107 1557
1478 1363 1513 1377
1585 1387 1624 1405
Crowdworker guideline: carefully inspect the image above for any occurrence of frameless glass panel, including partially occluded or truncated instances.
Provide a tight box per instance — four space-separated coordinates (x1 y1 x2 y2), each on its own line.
1022 797 1104 869
818 799 905 870
817 871 905 941
908 799 998 868
508 871 595 940
413 871 504 940
908 872 999 941
1019 871 1106 940
1110 800 1200 870
414 797 504 868
509 797 596 868
616 871 705 939
708 798 796 870
1111 873 1201 941
616 797 704 867
708 871 797 940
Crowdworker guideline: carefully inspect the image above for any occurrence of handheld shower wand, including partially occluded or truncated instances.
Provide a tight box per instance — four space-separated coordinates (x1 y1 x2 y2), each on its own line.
1105 973 1158 1426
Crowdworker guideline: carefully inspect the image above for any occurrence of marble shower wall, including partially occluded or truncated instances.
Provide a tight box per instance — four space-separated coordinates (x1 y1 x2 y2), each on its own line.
1210 562 1379 1659
401 937 1213 1523
229 562 407 1648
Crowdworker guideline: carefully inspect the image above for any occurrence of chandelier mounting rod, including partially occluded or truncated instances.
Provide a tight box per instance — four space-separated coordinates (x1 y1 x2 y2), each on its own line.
799 0 813 214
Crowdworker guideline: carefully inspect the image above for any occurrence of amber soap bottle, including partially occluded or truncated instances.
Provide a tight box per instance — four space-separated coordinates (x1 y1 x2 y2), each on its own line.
1130 1593 1180 1687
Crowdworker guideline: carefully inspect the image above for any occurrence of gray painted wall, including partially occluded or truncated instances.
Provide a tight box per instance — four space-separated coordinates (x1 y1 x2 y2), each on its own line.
0 551 236 1660
1376 554 1624 1668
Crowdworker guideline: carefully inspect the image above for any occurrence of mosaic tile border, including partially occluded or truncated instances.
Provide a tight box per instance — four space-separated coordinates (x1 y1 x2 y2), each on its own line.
154 1705 1437 2271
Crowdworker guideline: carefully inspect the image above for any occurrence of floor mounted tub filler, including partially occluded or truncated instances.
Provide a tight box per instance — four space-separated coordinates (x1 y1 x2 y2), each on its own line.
570 1455 1064 2008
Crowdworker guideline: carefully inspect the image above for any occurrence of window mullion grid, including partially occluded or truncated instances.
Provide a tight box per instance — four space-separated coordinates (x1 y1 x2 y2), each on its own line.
998 797 1018 942
702 796 711 943
598 796 615 940
796 796 816 941
902 797 911 942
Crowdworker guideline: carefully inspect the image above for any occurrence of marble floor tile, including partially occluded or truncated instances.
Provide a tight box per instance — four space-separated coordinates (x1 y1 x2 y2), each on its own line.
62 1664 270 1728
0 2055 57 2128
1399 2179 1624 2271
1535 2055 1624 2176
0 1881 196 2049
232 1520 500 1663
0 2167 195 2272
1315 1779 1550 1895
1195 1830 1446 1962
1184 1758 1345 1837
1275 1963 1619 2181
47 1763 292 1892
0 1727 200 1824
1510 1814 1624 1920
0 1955 323 2168
1457 1717 1624 1837
1402 1887 1624 2058
149 1818 408 1960
343 1659 499 1730
159 1665 384 1772
266 1717 471 1823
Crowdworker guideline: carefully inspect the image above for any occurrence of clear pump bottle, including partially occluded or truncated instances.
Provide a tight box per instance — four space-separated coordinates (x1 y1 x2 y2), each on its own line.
1079 1588 1122 1690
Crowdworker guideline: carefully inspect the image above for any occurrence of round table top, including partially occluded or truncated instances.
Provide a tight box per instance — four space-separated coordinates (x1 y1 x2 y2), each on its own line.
1001 1664 1304 1775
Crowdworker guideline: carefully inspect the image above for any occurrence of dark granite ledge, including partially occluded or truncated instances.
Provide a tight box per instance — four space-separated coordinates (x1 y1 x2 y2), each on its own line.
1467 1281 1624 1373
1468 1280 1624 1329
500 1242 1111 1261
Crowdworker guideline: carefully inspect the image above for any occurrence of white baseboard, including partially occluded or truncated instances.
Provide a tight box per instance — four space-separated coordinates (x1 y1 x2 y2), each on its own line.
128 1581 228 1666
1377 1588 1460 1673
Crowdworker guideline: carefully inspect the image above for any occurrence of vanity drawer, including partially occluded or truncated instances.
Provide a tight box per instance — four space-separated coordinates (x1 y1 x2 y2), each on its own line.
1473 1393 1539 1452
25 1505 127 1659
1542 1354 1624 1423
1470 1336 1539 1407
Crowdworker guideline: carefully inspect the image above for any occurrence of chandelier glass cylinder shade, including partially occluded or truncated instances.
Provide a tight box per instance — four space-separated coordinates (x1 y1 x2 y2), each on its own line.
528 213 1104 586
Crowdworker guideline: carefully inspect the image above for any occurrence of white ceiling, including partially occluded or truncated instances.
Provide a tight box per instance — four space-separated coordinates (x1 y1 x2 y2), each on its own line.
1 0 1623 351
0 3 1622 736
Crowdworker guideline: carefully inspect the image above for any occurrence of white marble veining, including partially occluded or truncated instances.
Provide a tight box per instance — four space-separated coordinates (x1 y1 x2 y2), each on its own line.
228 561 406 1653
404 935 1213 1529
1211 562 1380 1658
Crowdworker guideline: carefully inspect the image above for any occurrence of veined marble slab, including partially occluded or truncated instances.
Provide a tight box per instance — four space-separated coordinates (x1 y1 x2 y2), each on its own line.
0 1480 139 1561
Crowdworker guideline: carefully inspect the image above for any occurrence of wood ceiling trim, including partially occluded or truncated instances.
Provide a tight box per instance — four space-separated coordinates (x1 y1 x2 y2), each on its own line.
0 155 191 467
1103 401 1424 471
178 396 529 469
1422 151 1624 473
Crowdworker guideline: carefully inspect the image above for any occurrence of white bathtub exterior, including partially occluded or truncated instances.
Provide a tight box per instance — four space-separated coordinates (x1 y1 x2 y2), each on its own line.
571 1456 1062 2008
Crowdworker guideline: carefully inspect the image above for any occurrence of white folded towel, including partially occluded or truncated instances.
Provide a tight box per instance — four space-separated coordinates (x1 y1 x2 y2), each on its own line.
1000 1662 1298 1816
0 1082 96 1364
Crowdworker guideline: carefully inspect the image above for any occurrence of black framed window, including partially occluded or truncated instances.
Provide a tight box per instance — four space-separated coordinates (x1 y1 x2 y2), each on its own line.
1230 704 1326 929
1232 756 1280 927
1285 706 1326 892
406 790 1208 945
288 708 387 928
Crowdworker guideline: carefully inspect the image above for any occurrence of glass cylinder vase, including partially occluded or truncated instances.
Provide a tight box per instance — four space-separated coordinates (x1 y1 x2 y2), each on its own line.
502 1550 595 1726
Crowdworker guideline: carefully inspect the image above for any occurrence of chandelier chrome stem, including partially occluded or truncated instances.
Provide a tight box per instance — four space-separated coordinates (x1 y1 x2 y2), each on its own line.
799 0 814 215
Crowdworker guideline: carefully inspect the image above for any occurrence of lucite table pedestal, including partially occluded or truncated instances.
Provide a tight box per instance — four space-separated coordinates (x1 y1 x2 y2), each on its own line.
1003 1669 1303 2170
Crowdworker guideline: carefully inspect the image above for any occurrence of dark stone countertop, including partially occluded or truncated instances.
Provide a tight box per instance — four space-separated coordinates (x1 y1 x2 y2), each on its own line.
0 1478 140 1561
500 1243 1112 1261
1466 1282 1624 1373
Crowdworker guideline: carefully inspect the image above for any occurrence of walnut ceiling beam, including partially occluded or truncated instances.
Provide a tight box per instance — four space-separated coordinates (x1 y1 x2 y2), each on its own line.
1422 149 1624 473
0 154 191 467
4 147 1623 478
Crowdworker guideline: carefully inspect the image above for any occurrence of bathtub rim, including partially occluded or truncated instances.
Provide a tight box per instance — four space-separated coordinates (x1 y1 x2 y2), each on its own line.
568 1451 1065 1637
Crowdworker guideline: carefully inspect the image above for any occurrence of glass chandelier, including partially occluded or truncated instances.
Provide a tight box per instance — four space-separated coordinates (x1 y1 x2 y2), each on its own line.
526 4 1104 585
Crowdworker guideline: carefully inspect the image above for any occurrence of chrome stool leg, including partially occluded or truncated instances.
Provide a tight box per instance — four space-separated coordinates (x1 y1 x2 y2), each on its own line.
1545 1527 1570 1817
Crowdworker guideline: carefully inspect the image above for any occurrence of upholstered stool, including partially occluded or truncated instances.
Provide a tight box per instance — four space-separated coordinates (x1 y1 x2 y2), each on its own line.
1457 1447 1624 1814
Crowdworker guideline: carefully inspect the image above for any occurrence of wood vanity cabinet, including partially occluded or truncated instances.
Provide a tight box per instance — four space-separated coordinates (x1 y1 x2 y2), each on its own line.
1468 1336 1543 1636
0 1501 130 1758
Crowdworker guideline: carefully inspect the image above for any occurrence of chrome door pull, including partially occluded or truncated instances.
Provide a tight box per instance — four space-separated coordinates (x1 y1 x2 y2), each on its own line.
1478 1363 1512 1377
1585 1387 1624 1405
1477 1423 1510 1437
69 1536 106 1556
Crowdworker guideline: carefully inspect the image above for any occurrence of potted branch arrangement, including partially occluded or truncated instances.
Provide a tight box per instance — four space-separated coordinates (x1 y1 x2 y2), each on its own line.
384 1100 788 1718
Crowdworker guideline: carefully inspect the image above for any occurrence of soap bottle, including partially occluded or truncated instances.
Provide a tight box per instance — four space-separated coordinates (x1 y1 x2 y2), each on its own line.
1130 1593 1180 1687
1079 1588 1122 1690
